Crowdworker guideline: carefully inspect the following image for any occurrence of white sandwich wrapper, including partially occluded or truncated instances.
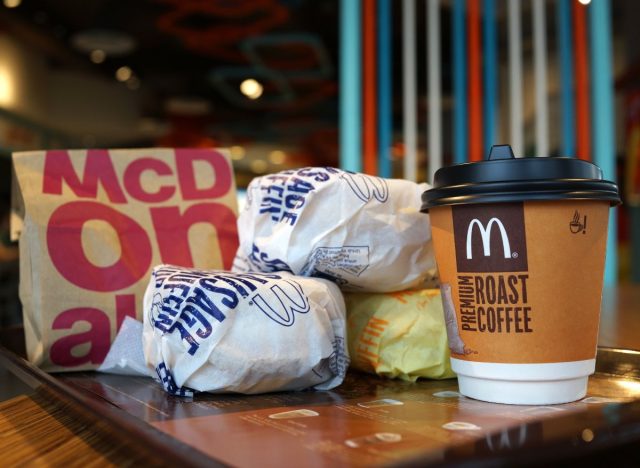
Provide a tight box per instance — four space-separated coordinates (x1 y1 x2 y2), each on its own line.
142 265 349 396
233 167 437 292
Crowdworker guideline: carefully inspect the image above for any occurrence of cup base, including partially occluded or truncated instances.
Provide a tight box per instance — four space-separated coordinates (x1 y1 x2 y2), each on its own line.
457 374 587 405
452 358 595 405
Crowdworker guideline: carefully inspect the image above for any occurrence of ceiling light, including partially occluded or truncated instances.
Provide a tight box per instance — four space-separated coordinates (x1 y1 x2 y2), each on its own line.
0 66 14 106
268 150 286 165
90 49 106 64
240 78 263 100
116 66 132 82
229 146 245 160
4 0 21 8
578 0 591 4
250 159 268 174
581 429 594 442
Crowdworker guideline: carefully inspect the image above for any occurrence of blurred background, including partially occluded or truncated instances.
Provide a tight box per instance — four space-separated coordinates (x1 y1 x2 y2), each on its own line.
0 0 639 330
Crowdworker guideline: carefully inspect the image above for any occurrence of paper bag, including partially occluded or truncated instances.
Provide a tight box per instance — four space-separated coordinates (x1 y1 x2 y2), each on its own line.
11 148 238 372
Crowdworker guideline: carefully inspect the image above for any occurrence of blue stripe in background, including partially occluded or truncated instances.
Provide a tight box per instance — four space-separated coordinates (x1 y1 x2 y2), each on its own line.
452 0 467 164
483 0 497 156
339 0 362 172
557 0 576 157
589 0 617 285
377 0 392 178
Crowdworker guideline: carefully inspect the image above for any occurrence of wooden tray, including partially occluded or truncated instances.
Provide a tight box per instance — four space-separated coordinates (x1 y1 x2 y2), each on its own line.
3 345 640 466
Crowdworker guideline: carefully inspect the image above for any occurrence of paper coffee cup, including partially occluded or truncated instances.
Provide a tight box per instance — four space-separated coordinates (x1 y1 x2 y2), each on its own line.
421 145 621 405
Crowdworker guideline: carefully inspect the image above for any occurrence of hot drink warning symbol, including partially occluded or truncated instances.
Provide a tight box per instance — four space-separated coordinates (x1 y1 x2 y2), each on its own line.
570 211 587 234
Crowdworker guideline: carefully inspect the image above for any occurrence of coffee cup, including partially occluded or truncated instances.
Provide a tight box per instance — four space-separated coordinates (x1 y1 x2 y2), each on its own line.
421 145 620 404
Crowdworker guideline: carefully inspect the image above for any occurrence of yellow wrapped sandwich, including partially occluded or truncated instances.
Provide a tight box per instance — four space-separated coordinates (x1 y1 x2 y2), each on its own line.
345 289 455 381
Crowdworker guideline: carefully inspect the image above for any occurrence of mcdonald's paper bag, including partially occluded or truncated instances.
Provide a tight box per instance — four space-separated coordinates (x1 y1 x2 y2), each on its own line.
11 148 239 372
345 289 454 381
233 167 437 292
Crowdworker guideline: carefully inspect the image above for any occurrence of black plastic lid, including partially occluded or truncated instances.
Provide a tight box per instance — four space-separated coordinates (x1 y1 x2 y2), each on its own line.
421 144 621 211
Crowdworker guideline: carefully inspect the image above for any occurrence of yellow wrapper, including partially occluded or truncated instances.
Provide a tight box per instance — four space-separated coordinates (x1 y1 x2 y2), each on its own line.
345 289 455 381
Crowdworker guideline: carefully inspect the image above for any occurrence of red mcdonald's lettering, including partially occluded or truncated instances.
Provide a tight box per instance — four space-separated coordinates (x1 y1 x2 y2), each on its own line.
42 149 127 203
50 308 111 366
47 201 152 291
175 148 232 200
123 157 176 203
151 203 239 269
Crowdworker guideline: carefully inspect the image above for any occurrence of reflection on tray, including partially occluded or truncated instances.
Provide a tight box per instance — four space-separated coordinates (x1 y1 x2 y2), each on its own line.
357 398 404 408
268 409 319 419
56 349 640 467
345 432 402 448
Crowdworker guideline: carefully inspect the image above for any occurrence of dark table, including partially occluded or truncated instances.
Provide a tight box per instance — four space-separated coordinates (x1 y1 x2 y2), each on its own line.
1 285 640 467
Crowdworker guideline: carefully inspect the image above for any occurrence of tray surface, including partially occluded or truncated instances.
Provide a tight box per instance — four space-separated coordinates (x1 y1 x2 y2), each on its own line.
52 347 640 467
